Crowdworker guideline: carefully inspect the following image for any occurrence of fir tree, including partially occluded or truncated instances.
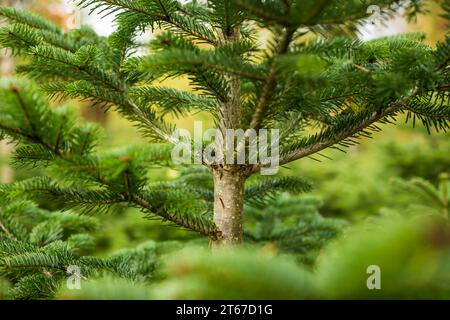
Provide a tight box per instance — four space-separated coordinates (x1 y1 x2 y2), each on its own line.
0 0 448 247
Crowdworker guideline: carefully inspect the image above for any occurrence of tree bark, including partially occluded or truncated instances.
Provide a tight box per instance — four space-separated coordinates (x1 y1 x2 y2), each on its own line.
213 168 246 246
211 26 246 246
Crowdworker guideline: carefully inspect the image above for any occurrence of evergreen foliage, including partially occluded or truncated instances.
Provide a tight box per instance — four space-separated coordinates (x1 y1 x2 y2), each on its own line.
0 198 104 299
0 0 447 241
390 172 449 217
0 0 449 300
244 195 347 264
316 213 450 299
0 196 182 299
56 212 450 300
152 246 316 300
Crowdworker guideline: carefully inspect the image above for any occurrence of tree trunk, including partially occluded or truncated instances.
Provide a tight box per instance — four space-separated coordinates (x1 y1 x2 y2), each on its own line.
213 168 246 246
211 27 245 246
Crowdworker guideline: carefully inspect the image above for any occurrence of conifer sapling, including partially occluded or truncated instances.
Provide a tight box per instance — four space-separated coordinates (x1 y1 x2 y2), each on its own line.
0 0 448 246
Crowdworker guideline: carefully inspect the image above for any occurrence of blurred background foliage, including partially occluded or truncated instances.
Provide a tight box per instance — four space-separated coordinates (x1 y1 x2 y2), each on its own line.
0 0 448 299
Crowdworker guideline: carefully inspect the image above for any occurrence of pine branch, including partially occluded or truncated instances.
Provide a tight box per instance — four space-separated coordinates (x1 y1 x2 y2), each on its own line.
230 0 292 26
245 176 313 206
128 86 215 117
76 0 218 45
274 91 420 169
249 87 428 174
0 7 62 34
26 45 176 143
131 194 217 237
0 221 18 242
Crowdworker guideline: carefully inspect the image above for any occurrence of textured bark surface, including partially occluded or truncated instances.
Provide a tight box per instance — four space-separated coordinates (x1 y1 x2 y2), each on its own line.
211 26 246 246
213 168 245 246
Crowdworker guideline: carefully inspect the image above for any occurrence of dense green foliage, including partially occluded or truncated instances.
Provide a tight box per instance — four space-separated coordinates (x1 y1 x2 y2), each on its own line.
0 197 184 299
0 199 102 299
0 0 449 299
57 213 450 300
